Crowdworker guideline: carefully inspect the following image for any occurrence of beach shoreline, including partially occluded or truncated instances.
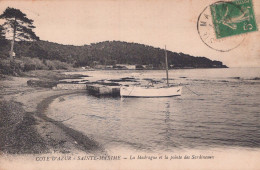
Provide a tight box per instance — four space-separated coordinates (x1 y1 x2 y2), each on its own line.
0 70 103 155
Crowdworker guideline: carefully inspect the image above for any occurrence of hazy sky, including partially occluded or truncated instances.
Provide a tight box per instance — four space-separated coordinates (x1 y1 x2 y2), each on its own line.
0 0 259 67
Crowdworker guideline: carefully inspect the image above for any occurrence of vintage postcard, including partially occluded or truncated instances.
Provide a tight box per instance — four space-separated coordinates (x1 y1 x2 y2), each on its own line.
0 0 259 169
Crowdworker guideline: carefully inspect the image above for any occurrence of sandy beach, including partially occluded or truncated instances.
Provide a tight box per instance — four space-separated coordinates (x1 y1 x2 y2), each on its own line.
0 70 103 155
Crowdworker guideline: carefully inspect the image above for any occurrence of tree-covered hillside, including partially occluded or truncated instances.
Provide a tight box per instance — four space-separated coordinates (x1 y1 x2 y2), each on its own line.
0 40 227 69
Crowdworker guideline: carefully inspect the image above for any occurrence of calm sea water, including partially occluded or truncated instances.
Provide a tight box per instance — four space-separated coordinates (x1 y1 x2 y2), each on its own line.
47 68 260 152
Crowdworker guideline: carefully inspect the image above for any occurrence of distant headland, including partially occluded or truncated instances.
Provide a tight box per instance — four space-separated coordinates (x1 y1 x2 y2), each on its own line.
0 40 227 75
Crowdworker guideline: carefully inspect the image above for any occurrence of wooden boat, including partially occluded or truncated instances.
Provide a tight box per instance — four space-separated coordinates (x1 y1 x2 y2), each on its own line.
120 85 182 97
120 46 182 98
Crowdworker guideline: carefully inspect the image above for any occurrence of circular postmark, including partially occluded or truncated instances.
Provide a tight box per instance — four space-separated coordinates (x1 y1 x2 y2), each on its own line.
197 1 246 52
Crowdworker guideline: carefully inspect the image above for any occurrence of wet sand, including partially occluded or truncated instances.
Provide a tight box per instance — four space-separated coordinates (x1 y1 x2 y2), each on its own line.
0 71 104 155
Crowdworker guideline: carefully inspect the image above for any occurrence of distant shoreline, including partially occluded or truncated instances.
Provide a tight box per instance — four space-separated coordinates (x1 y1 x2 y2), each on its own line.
0 40 228 74
80 67 228 71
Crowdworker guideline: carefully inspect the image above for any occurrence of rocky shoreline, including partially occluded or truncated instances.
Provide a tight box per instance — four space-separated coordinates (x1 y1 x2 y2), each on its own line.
0 70 104 155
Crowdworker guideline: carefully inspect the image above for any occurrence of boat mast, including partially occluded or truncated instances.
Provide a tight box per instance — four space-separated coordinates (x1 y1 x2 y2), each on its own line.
165 45 169 87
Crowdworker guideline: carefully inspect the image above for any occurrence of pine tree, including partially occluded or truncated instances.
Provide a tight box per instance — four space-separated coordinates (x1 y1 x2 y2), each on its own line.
0 25 5 39
0 25 7 47
0 7 39 60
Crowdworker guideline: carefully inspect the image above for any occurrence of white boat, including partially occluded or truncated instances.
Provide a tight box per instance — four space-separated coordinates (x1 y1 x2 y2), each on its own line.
120 85 182 97
120 45 182 98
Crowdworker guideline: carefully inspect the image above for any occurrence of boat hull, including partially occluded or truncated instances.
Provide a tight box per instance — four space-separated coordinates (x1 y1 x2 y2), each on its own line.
120 86 182 98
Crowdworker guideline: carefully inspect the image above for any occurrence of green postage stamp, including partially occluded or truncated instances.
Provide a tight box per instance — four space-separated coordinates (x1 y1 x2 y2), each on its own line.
210 0 258 39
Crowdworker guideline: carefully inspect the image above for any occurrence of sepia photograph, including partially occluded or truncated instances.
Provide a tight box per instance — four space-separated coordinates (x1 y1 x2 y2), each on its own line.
0 0 259 169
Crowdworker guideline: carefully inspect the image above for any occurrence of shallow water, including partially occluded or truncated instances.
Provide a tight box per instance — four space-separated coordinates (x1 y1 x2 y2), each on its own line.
47 68 260 152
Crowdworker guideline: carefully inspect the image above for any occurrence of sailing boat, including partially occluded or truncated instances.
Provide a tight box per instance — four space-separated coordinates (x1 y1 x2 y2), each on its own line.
120 46 182 97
